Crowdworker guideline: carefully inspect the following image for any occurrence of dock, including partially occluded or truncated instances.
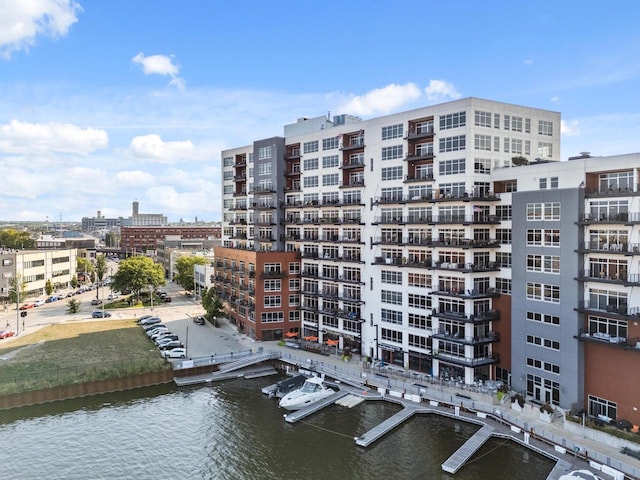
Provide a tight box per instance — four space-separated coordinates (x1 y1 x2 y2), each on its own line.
356 403 429 447
283 390 349 423
174 351 281 386
441 423 495 473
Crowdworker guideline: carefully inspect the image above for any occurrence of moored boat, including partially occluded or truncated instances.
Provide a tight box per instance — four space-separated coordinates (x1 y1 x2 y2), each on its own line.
278 376 337 410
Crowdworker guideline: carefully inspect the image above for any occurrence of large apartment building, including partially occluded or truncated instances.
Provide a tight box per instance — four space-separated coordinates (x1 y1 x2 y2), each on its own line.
217 97 640 422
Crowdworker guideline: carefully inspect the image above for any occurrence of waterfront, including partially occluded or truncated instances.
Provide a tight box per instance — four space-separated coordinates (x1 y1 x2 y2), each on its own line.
0 377 555 480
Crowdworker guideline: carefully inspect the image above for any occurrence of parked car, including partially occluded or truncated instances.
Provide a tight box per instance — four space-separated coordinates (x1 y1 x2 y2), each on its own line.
19 303 35 310
107 293 119 300
154 334 178 344
45 296 59 303
90 299 102 305
92 310 112 318
140 317 162 327
0 329 15 339
193 316 206 325
161 347 186 359
158 341 183 351
146 327 169 337
137 315 155 324
163 296 172 303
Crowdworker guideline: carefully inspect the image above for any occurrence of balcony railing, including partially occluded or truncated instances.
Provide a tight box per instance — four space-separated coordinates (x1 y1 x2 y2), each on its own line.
432 330 499 345
584 184 640 198
431 352 499 367
579 212 640 224
576 328 640 351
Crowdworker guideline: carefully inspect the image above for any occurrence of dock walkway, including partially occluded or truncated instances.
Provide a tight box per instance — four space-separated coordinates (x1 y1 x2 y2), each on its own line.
283 390 349 423
441 424 495 473
356 402 429 447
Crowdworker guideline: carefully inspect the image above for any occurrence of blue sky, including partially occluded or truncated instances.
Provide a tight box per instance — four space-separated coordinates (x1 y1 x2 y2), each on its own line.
1 0 640 223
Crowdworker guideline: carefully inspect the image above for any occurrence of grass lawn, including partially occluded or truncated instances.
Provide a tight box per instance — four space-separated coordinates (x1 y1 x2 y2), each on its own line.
0 319 171 396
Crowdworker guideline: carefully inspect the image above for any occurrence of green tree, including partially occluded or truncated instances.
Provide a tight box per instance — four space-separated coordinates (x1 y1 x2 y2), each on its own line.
77 258 94 283
45 279 54 296
66 298 80 314
201 286 224 327
70 275 79 289
7 274 26 305
0 229 36 249
94 254 108 299
174 256 206 292
111 256 165 301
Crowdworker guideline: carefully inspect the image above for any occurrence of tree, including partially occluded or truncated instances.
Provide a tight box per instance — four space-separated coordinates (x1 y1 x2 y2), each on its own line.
174 256 206 292
70 275 79 289
0 229 36 249
201 286 224 327
66 298 80 314
511 155 529 166
77 258 94 283
7 274 26 305
45 279 54 296
94 254 108 299
111 256 165 301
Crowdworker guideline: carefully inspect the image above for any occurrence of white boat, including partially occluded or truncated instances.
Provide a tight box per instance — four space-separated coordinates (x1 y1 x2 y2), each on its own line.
278 376 336 411
559 471 602 480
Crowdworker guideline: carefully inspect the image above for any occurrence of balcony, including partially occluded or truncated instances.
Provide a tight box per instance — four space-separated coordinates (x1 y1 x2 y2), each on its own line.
261 270 287 279
285 167 301 177
404 152 435 162
340 138 364 151
584 184 640 198
232 190 247 197
252 202 275 210
404 172 435 183
285 149 301 160
432 192 499 203
233 174 246 181
340 158 365 169
576 269 640 286
576 328 640 351
578 212 640 225
433 309 500 323
251 186 277 195
432 285 499 298
432 330 499 345
405 127 435 140
432 262 500 273
575 300 636 319
577 242 640 255
340 180 365 189
432 352 499 367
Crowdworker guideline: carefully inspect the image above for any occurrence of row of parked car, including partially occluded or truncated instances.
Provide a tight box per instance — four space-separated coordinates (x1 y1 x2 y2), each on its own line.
138 315 186 359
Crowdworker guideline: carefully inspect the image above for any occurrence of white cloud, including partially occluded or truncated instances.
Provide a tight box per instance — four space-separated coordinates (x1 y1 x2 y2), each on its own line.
523 58 534 65
424 80 461 102
550 96 559 103
132 52 185 90
114 170 155 187
337 83 422 116
561 119 581 136
0 0 81 59
0 119 108 155
124 134 196 163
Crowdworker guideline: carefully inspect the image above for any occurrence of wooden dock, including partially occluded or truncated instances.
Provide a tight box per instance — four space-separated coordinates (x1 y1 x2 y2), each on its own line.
283 390 349 423
545 459 573 480
355 403 429 447
441 424 495 473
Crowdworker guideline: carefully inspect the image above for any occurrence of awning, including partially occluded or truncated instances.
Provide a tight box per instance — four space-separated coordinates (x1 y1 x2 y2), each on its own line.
304 335 318 341
285 331 299 338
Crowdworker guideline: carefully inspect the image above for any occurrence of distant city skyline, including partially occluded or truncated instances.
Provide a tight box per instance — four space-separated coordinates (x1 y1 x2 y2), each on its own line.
1 1 640 222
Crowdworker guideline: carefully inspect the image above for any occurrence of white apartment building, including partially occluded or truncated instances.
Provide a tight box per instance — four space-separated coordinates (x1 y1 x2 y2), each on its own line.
221 97 561 389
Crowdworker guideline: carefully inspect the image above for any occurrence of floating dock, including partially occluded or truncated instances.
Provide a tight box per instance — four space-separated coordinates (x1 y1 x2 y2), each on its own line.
283 390 349 423
441 423 495 473
355 403 429 447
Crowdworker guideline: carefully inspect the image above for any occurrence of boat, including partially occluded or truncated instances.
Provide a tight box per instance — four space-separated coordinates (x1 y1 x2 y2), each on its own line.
262 374 308 398
278 375 337 411
559 470 602 480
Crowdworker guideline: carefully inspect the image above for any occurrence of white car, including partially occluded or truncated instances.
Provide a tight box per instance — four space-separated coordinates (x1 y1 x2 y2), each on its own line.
33 299 45 307
161 347 186 359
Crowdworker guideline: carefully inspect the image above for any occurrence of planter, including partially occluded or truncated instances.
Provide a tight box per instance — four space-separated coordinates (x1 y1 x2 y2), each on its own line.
511 401 523 413
539 411 552 423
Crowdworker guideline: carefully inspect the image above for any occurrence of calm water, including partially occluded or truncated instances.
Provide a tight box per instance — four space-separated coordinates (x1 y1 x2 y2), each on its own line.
0 377 554 480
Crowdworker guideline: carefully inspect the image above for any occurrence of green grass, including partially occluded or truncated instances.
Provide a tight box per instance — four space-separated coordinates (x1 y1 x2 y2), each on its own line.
0 320 171 395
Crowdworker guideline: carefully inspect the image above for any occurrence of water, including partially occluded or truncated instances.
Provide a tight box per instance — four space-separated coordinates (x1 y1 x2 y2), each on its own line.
0 378 554 480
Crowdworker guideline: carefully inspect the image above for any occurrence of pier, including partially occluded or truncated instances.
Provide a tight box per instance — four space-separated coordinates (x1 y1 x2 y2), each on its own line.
283 390 349 423
355 402 430 447
441 424 495 473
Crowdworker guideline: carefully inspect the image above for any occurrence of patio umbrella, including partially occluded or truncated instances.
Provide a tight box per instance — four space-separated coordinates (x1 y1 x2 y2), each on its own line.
326 339 339 346
285 331 298 338
304 335 318 341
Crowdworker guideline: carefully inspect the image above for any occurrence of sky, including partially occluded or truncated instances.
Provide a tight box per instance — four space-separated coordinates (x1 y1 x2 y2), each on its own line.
1 0 640 223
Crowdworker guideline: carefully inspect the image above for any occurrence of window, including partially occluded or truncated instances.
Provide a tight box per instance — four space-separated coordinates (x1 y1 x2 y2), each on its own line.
322 174 339 186
264 280 281 291
382 124 403 140
496 228 511 244
474 110 492 128
408 272 429 287
511 139 522 155
511 116 523 132
589 395 617 420
224 185 234 194
526 282 560 303
223 156 234 167
381 166 403 181
527 311 560 326
261 311 284 323
322 137 339 150
474 134 492 151
223 171 233 181
550 177 558 189
440 111 466 130
496 205 512 220
303 176 318 188
495 278 511 294
258 146 272 160
538 120 553 136
322 155 339 168
588 315 627 340
381 328 403 343
526 229 560 246
408 293 429 309
381 308 403 325
381 270 402 285
258 163 272 176
439 159 465 175
526 334 560 350
539 178 548 189
526 202 560 220
381 145 403 161
496 252 512 268
264 295 282 308
289 262 300 274
289 278 300 291
288 294 300 306
381 290 402 305
303 157 318 170
526 254 560 273
303 140 319 154
439 135 466 152
408 313 431 330
538 142 553 158
527 357 560 375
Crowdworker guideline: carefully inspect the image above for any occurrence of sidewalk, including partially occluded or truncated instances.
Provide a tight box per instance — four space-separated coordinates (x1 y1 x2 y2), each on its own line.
228 333 640 479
